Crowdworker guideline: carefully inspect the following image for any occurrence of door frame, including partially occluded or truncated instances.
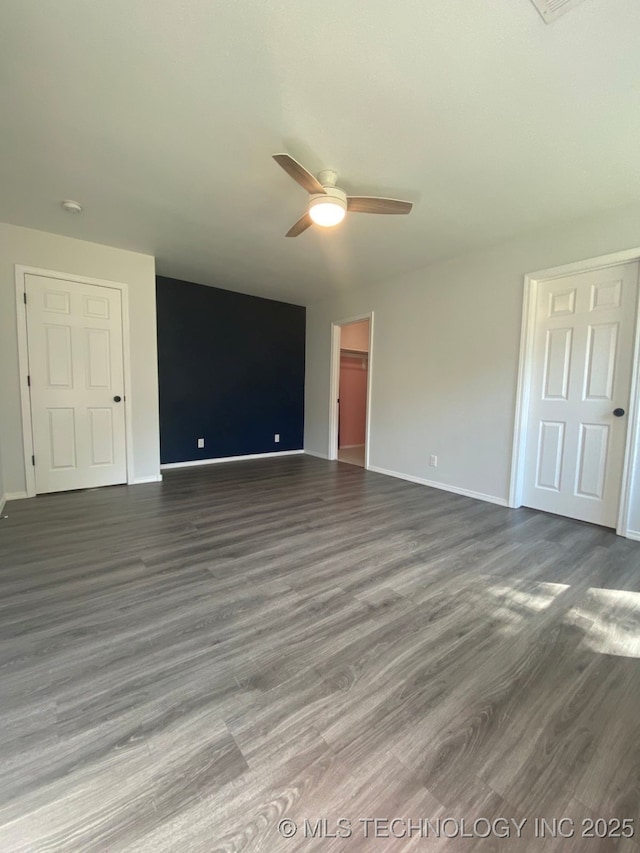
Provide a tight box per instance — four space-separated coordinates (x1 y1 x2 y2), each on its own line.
329 311 374 468
509 248 640 537
15 265 135 498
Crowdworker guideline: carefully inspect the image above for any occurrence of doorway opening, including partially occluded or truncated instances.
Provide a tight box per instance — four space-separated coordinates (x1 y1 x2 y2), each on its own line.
329 314 373 468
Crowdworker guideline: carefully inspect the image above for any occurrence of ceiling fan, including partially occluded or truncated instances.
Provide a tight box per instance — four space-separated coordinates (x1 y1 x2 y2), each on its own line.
272 153 413 237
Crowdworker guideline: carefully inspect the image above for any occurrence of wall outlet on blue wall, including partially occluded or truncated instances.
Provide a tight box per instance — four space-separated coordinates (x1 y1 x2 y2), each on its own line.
274 434 280 443
198 438 205 448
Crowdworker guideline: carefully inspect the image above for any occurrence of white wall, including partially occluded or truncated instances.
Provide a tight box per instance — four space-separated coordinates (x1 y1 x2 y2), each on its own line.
305 202 640 531
0 223 160 496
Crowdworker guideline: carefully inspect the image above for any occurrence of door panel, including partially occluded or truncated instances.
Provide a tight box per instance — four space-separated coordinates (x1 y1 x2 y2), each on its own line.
45 325 73 387
548 288 576 317
48 408 77 469
542 328 572 399
26 274 127 493
523 262 639 527
536 421 564 491
583 323 617 400
575 423 608 500
88 408 115 466
85 329 112 388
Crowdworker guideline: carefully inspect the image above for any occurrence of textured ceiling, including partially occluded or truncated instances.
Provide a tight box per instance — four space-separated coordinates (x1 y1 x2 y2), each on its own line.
1 0 639 305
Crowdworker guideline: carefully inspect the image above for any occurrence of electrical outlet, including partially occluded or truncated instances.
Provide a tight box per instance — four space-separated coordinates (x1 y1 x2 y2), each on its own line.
197 438 205 449
274 434 280 443
429 454 438 467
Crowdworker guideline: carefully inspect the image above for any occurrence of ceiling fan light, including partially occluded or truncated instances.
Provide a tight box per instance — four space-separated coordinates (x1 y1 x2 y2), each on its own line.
308 197 346 227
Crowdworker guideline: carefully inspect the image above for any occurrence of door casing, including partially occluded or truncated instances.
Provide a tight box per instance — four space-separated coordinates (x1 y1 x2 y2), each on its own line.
510 248 640 537
15 265 135 498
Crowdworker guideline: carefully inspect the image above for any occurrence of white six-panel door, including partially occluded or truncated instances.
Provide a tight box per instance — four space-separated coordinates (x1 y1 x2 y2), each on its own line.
523 262 639 527
25 274 127 493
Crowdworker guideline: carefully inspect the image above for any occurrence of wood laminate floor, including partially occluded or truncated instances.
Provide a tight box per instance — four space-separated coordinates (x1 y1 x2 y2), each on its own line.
1 455 640 852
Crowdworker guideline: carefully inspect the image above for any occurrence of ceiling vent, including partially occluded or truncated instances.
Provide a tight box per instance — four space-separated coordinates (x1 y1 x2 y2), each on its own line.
529 0 587 23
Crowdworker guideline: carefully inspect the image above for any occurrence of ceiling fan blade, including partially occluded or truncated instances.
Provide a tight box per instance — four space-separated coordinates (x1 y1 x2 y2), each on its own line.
273 154 327 195
347 197 413 215
286 213 313 238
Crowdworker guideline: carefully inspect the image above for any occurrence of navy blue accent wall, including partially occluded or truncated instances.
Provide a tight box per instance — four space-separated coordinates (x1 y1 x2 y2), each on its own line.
156 276 305 464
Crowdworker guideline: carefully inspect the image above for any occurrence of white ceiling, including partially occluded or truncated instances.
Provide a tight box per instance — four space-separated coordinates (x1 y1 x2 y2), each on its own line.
1 0 639 305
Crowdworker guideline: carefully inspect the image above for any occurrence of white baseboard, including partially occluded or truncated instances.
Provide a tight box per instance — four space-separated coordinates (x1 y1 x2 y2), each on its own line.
161 449 304 470
4 491 29 502
129 474 163 484
624 529 640 542
367 464 509 507
304 450 329 460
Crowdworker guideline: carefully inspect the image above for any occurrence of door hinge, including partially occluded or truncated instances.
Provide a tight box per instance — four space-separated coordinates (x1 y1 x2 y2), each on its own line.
27 375 31 387
31 455 35 466
23 292 27 304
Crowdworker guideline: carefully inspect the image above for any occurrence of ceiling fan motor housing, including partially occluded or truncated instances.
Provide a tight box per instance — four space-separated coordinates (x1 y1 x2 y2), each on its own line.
308 185 347 216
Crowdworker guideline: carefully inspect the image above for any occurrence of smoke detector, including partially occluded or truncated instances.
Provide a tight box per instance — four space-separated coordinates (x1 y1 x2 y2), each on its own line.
61 200 83 214
529 0 587 23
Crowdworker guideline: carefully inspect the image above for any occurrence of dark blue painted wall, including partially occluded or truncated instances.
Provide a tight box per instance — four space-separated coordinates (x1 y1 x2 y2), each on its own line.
156 276 305 464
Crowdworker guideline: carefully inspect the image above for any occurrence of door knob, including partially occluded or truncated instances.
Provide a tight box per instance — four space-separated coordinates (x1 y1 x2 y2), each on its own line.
113 395 122 403
613 407 625 417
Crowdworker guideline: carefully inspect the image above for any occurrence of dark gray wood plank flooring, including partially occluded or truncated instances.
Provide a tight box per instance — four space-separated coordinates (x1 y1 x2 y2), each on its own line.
1 455 640 851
